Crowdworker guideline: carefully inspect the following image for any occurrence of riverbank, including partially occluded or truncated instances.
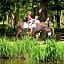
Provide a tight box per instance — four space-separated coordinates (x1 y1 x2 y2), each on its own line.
0 36 64 63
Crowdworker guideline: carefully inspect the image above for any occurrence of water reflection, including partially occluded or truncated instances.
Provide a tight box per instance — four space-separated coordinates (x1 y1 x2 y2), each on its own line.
0 58 25 64
0 58 64 64
0 58 37 64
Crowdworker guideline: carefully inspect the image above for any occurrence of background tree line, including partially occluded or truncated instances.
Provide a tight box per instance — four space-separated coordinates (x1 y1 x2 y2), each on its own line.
0 0 64 28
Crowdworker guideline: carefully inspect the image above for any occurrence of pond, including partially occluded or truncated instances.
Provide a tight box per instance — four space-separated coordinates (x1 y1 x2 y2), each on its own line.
0 58 37 64
0 58 64 64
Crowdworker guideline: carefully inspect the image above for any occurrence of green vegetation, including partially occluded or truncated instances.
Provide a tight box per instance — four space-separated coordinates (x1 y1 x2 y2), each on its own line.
0 36 64 63
0 0 64 25
0 0 64 63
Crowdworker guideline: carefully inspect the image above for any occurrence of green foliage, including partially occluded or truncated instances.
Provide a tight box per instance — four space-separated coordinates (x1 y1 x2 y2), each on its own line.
56 41 64 61
0 0 64 22
0 36 64 62
0 36 46 62
45 39 57 61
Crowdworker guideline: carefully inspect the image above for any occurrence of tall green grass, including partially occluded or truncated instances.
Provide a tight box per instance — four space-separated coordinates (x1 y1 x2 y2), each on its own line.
0 36 64 62
0 36 46 60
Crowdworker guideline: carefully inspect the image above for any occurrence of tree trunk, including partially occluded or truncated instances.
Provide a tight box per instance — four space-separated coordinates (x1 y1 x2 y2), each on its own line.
38 2 47 22
56 10 61 28
14 2 19 29
2 16 4 25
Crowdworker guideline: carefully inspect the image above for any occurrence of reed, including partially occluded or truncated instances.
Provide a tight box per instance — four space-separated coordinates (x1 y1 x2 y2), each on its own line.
0 36 64 62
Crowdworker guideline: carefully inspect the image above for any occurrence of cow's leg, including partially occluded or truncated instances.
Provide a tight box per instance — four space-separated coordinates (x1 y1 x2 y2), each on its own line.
31 28 32 33
28 24 32 33
16 30 22 39
35 32 40 40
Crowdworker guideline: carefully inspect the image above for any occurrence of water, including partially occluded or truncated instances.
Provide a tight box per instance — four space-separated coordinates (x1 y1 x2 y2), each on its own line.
0 58 36 64
0 58 64 64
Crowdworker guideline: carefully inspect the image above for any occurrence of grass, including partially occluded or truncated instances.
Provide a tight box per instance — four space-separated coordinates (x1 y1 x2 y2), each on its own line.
0 36 64 63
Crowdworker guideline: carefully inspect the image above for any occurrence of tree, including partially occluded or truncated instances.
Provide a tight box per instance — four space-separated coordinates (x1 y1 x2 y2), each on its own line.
48 0 64 27
0 0 64 28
